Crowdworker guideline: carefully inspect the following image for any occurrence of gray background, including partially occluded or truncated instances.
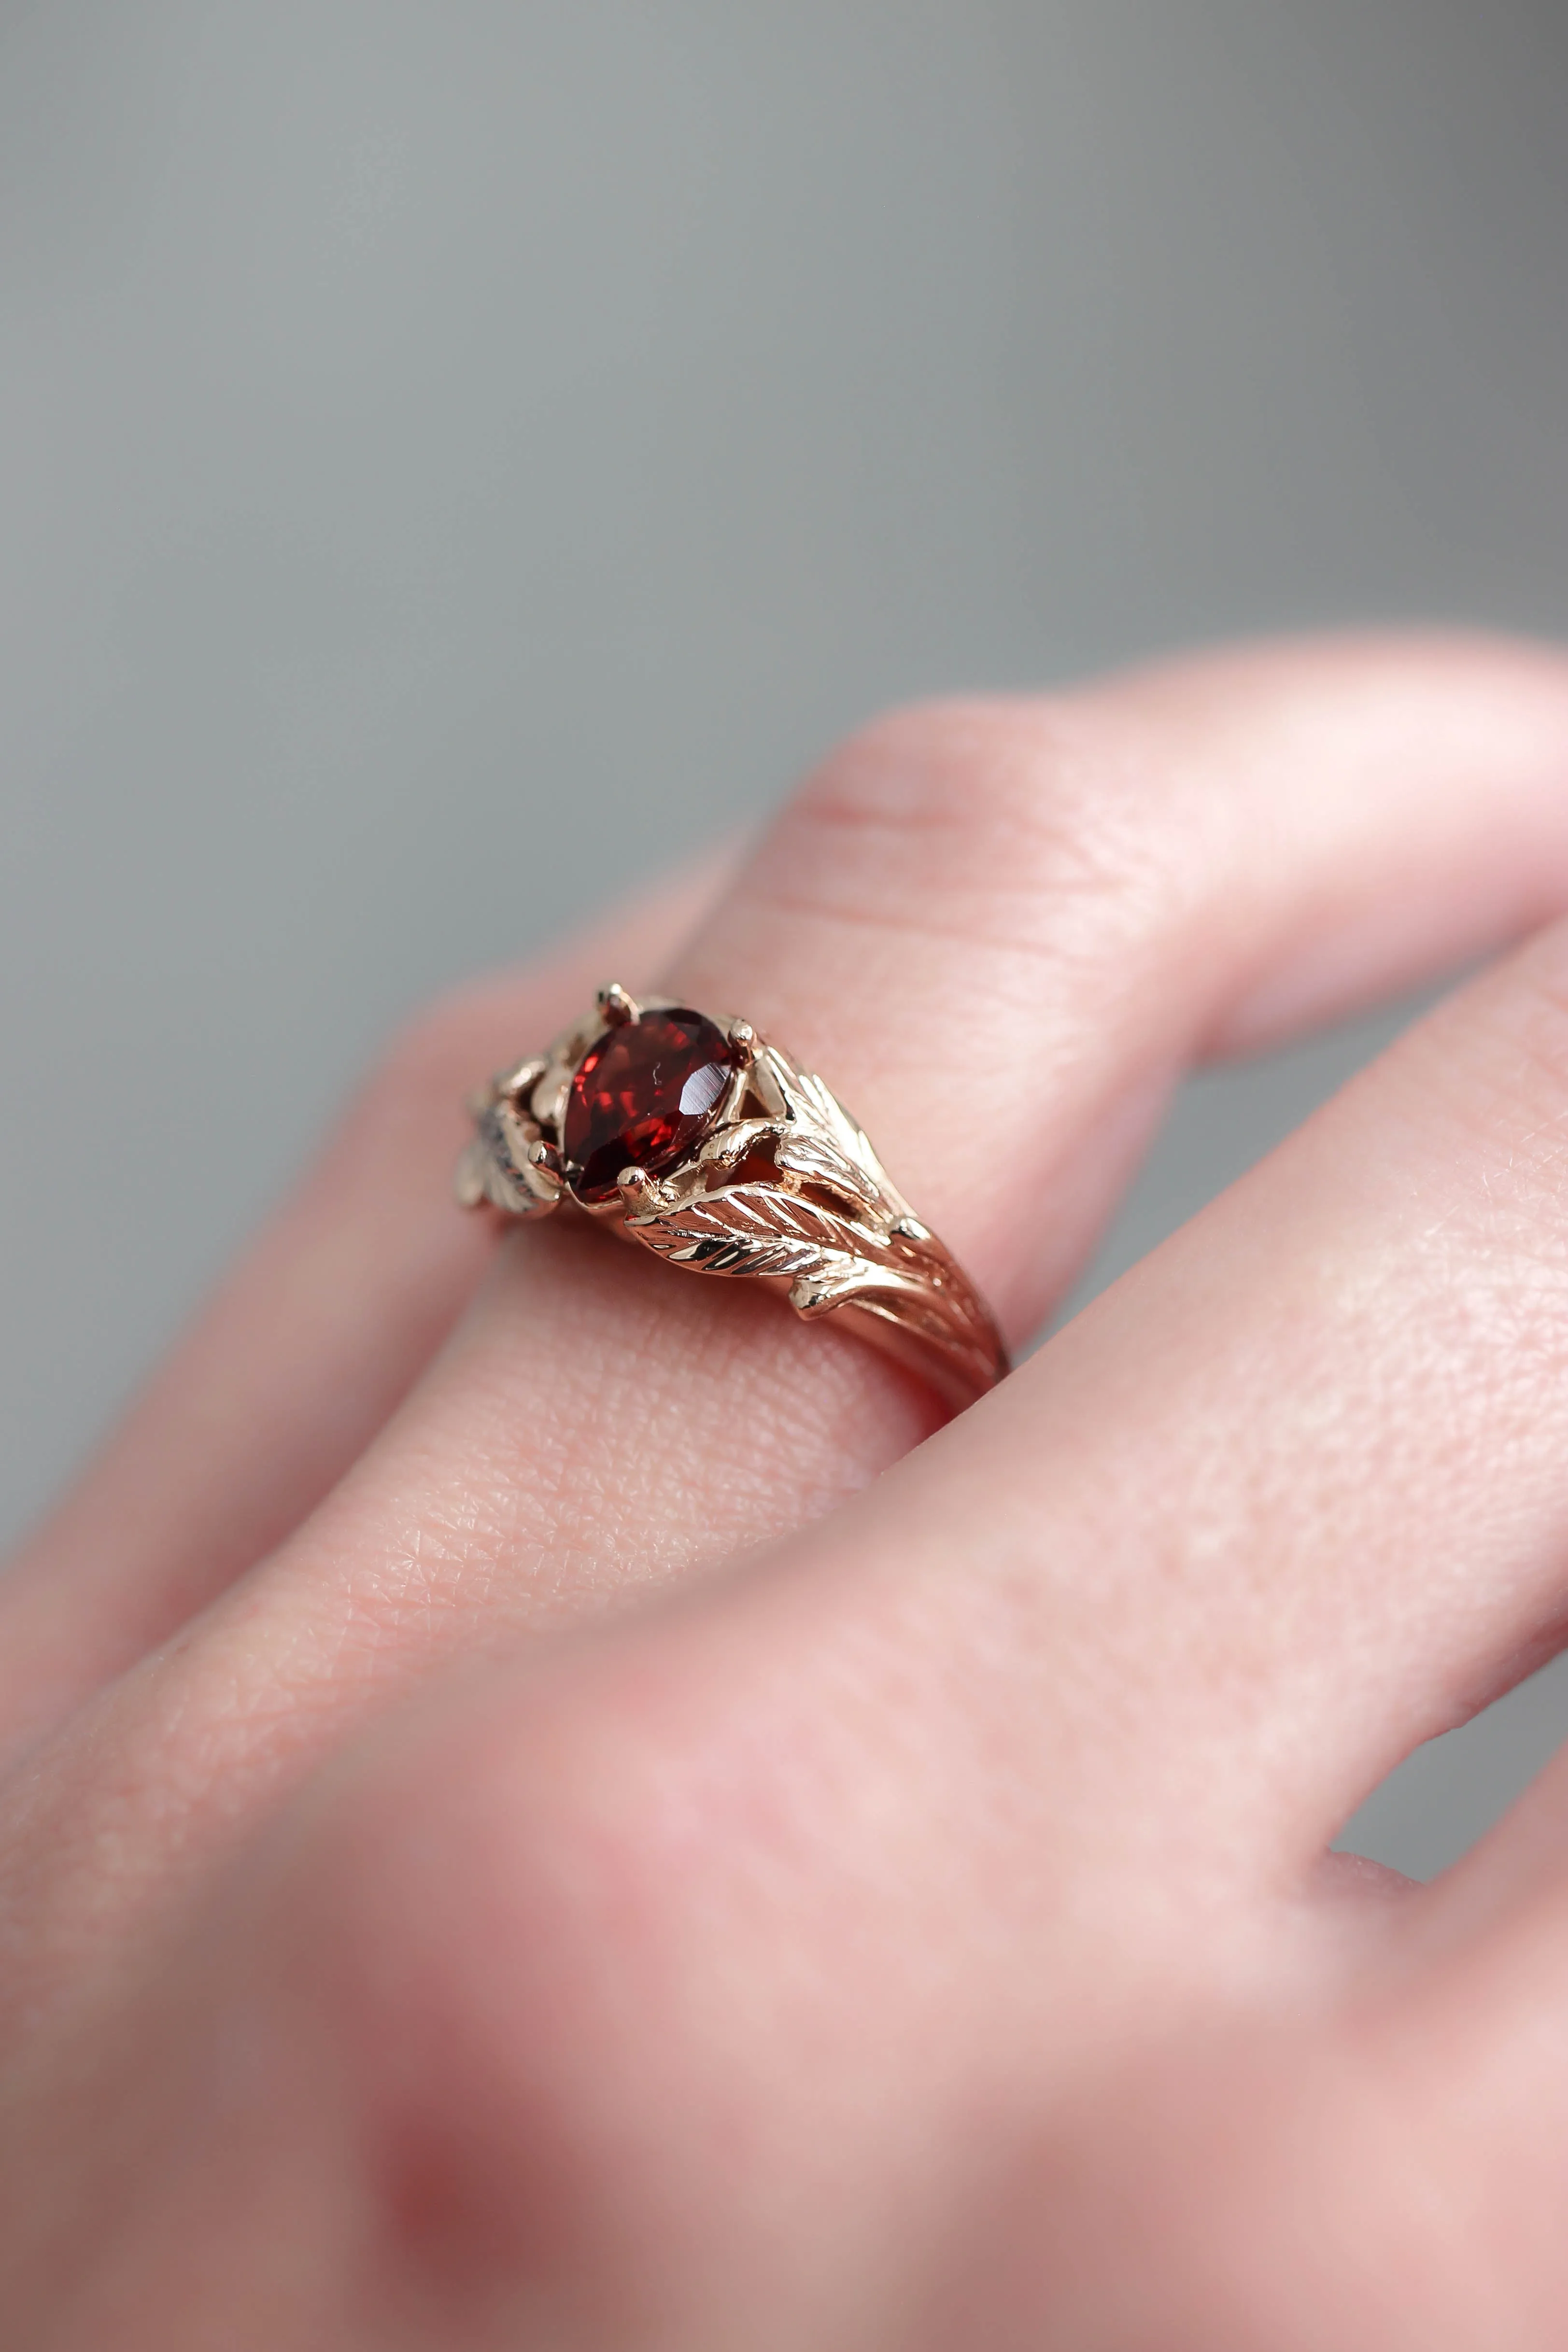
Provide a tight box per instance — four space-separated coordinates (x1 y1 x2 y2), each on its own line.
3 0 1567 1877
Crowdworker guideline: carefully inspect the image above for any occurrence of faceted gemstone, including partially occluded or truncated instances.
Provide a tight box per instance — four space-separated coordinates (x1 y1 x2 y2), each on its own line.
564 1007 738 1202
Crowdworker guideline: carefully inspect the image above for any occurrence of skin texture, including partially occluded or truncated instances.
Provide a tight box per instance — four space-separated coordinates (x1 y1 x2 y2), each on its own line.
8 634 1568 2344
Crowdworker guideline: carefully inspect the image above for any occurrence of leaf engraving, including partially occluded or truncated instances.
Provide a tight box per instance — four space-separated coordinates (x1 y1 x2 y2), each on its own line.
459 1102 562 1217
461 1004 1006 1400
627 1182 870 1283
774 1129 882 1212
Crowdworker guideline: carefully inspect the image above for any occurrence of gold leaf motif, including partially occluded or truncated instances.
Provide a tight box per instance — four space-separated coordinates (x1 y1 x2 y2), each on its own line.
458 999 1007 1404
774 1129 882 1212
462 1102 560 1217
627 1182 870 1283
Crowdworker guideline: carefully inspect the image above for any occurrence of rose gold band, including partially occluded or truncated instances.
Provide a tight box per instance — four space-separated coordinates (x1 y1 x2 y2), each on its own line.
456 984 1008 1412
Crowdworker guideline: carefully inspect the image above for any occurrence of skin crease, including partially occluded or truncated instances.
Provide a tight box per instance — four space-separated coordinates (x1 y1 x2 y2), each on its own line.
13 639 1568 2345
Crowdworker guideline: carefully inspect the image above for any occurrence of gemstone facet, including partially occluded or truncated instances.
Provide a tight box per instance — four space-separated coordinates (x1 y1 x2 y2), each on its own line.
564 1008 738 1203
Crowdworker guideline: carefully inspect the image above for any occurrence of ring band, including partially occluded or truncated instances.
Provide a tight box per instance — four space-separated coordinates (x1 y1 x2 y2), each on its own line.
456 984 1008 1410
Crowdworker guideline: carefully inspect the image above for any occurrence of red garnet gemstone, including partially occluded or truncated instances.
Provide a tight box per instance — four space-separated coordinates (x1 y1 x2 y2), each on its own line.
564 1007 738 1203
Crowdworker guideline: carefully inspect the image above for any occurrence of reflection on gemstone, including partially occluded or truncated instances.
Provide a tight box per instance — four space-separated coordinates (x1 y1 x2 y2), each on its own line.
678 1061 730 1120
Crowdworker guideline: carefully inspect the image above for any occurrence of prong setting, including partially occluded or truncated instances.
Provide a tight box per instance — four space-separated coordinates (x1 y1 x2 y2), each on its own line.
596 982 640 1028
454 991 1007 1406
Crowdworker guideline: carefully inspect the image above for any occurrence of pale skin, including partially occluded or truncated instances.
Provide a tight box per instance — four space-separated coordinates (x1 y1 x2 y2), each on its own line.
10 636 1568 2346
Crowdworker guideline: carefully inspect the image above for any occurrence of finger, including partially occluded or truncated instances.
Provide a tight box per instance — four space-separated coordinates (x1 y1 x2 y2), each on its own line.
13 636 1568 2019
253 636 1568 1676
671 633 1568 1332
722 905 1568 1884
0 863 727 1760
287 630 1568 1645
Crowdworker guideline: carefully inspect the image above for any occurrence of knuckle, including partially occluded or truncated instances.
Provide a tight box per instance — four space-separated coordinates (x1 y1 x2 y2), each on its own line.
770 692 1201 957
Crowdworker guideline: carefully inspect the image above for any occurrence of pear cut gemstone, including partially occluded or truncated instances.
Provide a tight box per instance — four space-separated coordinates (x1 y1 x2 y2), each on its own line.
564 1008 738 1203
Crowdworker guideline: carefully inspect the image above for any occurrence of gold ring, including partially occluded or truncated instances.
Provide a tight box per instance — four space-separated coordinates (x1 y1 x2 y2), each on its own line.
456 984 1007 1410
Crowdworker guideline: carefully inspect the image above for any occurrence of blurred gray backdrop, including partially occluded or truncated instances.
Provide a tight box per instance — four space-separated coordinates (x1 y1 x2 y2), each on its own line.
3 0 1567 1876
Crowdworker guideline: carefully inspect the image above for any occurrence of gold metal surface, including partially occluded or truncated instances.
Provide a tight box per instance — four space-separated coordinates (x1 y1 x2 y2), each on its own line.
457 986 1007 1411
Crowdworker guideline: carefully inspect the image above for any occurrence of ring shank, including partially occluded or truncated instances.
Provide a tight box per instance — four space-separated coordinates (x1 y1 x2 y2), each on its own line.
817 1293 1008 1413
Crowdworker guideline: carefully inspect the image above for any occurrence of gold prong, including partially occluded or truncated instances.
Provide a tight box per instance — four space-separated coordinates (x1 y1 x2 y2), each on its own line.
596 982 639 1028
523 1137 566 1203
727 1017 757 1068
617 1165 654 1211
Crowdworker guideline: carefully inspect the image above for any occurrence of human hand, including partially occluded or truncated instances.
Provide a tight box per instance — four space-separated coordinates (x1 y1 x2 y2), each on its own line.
7 635 1568 2346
